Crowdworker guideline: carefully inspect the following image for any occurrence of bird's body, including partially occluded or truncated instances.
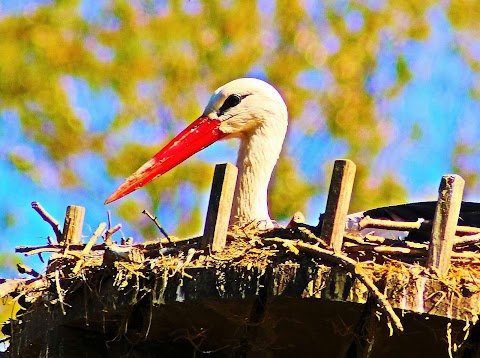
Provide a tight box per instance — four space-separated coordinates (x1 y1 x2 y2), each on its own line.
105 78 287 228
339 201 480 242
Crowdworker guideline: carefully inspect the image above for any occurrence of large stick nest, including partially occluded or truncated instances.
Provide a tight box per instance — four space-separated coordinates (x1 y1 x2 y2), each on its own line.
3 214 480 356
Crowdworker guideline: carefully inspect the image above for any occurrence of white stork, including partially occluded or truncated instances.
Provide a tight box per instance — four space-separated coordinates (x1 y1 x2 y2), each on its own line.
105 77 480 238
105 78 287 228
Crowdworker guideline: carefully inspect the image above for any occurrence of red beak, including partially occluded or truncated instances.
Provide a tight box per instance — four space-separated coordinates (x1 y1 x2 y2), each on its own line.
105 116 226 204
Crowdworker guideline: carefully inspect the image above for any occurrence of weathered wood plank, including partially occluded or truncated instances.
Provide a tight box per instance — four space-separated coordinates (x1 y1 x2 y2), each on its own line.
427 174 465 275
61 205 85 245
321 159 356 253
202 163 238 252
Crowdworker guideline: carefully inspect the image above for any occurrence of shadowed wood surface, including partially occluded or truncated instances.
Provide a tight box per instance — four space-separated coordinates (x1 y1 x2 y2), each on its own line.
6 251 480 357
5 167 480 357
202 163 238 252
321 159 356 253
61 205 85 245
428 175 465 275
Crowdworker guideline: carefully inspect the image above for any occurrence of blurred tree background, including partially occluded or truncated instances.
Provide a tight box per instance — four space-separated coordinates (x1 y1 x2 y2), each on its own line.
1 0 480 275
2 0 480 348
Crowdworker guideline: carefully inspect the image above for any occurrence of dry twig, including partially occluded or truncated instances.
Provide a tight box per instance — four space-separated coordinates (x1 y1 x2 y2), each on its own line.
16 263 42 279
83 222 106 254
16 244 104 256
55 268 66 315
142 209 172 243
16 246 62 256
299 227 328 247
105 223 122 245
297 241 403 332
454 233 480 246
359 216 480 236
358 216 426 232
263 237 404 332
31 201 62 243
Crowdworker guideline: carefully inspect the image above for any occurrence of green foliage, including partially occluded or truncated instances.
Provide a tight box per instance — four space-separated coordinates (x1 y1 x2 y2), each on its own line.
270 157 317 220
7 152 37 179
0 297 21 348
1 0 479 238
0 254 23 346
2 211 16 229
410 122 423 141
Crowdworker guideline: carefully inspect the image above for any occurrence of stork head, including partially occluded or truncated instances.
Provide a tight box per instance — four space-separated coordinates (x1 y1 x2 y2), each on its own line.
204 78 288 137
105 78 287 205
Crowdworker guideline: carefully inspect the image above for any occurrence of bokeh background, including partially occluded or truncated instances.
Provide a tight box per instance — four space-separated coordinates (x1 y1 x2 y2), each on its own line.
1 0 480 339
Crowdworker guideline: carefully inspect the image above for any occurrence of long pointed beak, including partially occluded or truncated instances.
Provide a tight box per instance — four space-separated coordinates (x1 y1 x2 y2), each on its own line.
105 116 226 205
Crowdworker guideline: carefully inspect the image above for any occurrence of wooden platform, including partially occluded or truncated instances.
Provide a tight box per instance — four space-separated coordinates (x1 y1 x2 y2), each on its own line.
3 160 480 357
5 246 480 357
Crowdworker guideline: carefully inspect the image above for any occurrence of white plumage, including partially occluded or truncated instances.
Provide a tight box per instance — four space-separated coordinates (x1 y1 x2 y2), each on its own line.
204 78 288 227
105 78 288 229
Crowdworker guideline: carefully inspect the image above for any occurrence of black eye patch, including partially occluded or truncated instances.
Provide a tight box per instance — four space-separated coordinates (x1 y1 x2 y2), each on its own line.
219 94 247 115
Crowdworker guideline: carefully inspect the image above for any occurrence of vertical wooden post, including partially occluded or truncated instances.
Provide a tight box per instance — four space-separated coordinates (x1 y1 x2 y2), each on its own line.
427 174 465 275
320 159 356 253
62 205 85 245
202 163 238 252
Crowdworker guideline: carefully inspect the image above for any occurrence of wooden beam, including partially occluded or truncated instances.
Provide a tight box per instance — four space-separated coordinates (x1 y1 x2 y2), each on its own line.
320 159 356 253
202 163 238 252
427 174 465 275
62 205 85 245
